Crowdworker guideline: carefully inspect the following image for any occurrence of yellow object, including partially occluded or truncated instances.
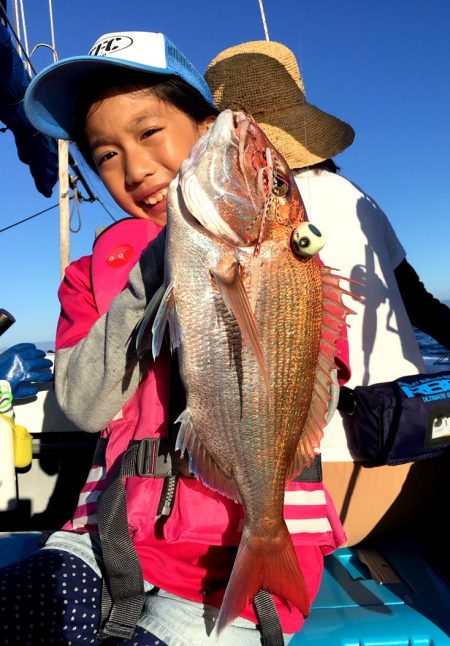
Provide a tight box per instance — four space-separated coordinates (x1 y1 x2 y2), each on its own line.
0 413 33 469
12 424 33 468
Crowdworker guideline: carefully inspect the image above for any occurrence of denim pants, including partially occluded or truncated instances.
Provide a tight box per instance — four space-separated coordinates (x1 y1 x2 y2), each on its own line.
0 531 294 645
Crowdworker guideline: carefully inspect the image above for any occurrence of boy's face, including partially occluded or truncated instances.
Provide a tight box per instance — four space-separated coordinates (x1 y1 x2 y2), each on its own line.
85 89 214 226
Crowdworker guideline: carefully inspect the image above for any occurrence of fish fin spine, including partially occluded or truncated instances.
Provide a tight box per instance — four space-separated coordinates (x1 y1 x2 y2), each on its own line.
136 284 165 357
288 266 355 479
151 283 181 358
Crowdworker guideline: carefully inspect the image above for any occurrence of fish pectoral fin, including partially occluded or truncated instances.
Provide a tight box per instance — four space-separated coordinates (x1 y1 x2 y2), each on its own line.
175 409 241 503
151 282 181 358
136 284 165 357
210 262 270 396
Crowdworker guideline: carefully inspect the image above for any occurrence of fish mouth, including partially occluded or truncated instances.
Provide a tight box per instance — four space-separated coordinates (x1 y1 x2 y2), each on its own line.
179 110 249 245
178 110 262 246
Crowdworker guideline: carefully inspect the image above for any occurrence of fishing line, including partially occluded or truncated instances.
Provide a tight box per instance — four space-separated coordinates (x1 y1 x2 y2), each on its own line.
294 19 315 224
47 0 56 53
255 1 314 223
257 0 270 40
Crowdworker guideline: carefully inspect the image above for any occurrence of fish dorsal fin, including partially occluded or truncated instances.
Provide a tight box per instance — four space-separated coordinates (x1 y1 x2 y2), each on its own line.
210 260 270 397
176 409 242 503
287 265 354 480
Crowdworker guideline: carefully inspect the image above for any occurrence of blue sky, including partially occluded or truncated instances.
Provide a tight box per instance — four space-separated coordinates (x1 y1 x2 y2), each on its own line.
1 0 450 348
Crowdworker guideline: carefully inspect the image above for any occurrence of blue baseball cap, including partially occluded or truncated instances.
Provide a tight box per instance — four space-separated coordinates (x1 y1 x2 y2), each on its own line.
24 31 215 140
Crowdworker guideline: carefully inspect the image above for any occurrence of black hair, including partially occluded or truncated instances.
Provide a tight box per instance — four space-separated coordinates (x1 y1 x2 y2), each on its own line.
70 68 219 172
308 159 340 174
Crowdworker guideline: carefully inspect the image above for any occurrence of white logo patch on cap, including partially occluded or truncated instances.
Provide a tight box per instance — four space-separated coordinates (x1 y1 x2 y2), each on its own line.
88 32 167 70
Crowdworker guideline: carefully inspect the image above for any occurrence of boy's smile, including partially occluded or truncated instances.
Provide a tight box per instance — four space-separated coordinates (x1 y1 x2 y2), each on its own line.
85 90 213 226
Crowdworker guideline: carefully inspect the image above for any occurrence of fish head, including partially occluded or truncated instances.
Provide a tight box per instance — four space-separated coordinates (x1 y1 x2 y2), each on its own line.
178 109 306 248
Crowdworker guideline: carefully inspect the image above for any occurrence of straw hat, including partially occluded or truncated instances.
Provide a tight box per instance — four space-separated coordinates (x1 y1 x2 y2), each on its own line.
205 40 354 169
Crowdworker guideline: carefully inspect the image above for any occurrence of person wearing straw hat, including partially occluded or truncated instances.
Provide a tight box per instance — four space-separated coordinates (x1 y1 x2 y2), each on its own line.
205 40 354 170
206 40 450 547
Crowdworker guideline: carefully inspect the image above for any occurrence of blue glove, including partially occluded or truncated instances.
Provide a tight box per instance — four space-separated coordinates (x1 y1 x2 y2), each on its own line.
0 343 53 399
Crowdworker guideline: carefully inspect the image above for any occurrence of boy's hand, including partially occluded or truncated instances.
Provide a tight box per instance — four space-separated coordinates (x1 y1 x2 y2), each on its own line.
0 343 53 398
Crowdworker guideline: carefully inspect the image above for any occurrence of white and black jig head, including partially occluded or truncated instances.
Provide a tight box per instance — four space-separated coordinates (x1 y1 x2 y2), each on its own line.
291 222 326 257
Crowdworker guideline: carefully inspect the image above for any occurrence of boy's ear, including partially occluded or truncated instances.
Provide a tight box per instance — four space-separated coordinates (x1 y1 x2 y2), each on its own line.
204 115 216 130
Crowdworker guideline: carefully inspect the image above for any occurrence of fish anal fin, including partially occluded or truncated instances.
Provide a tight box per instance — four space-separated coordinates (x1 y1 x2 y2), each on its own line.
175 410 241 503
215 523 309 635
151 282 181 358
210 261 270 397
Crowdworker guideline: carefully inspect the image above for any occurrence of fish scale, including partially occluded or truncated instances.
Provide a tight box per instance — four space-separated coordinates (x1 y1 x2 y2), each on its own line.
148 109 351 635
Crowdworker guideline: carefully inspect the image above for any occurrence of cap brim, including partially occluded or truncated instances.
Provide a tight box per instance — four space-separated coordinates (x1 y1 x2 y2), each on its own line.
24 56 178 140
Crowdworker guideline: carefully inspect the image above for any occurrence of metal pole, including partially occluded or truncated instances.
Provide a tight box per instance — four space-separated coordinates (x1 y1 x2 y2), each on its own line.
58 139 70 279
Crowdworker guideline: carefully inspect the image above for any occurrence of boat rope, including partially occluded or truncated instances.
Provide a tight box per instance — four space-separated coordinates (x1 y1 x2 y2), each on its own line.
68 154 97 203
11 0 21 50
70 184 82 233
0 192 116 234
27 0 57 63
257 0 270 40
13 0 31 75
0 3 114 221
0 202 62 233
18 0 29 58
95 196 118 223
0 2 36 76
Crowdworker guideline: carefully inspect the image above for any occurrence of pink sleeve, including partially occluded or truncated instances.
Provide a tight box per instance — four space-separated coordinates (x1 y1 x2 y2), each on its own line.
55 255 99 351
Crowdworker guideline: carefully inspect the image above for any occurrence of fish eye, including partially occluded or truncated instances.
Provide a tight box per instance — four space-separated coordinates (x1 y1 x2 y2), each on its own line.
273 173 289 197
291 222 326 257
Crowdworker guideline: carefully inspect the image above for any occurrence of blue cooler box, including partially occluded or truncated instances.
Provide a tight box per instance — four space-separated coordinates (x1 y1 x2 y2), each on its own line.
293 544 450 645
0 531 42 567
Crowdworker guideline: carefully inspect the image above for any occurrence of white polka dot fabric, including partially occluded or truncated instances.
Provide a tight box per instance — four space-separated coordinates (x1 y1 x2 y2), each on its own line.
0 549 166 645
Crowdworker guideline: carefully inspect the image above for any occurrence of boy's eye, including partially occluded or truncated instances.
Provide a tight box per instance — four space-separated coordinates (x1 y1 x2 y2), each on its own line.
96 150 116 166
142 127 160 139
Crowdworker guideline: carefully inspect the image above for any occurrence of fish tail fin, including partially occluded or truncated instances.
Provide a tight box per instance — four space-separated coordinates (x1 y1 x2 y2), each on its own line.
215 523 309 635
